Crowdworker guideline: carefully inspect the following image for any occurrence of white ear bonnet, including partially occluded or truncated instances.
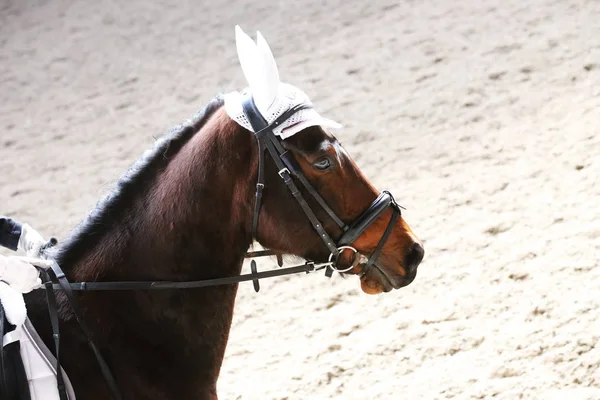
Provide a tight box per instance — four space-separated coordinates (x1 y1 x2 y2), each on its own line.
224 26 342 139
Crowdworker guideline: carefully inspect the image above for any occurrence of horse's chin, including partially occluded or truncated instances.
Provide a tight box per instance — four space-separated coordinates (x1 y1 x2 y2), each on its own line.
360 277 387 294
358 265 394 295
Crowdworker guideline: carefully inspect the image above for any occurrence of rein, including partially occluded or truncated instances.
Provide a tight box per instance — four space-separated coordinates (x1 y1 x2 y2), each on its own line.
35 96 404 400
45 259 330 292
37 256 330 400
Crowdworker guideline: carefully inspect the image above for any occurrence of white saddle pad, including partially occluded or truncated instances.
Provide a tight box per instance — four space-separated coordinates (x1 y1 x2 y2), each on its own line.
3 318 76 400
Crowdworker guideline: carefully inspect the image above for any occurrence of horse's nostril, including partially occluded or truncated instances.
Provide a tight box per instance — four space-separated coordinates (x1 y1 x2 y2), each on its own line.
404 242 424 275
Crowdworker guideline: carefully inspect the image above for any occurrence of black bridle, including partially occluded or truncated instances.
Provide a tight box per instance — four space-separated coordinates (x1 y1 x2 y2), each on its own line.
34 97 403 400
241 94 403 279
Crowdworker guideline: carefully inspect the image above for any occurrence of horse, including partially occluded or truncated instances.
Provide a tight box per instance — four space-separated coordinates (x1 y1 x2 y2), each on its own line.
22 27 424 399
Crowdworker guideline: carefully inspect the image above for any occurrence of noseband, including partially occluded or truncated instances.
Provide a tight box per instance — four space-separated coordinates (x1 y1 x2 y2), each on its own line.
241 95 403 279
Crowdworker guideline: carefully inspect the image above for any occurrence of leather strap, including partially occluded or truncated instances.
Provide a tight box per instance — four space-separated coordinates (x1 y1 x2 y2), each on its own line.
242 95 269 240
35 259 325 400
251 140 265 238
48 263 122 400
240 94 405 276
267 127 347 231
241 96 340 256
360 207 399 278
339 191 394 245
45 261 321 292
263 134 339 255
279 150 347 230
41 269 68 400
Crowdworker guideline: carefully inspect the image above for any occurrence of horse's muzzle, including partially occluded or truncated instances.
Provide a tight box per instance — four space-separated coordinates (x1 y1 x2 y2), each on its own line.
404 241 424 277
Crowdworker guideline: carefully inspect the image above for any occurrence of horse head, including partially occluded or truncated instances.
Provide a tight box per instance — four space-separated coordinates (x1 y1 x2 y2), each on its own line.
228 27 424 294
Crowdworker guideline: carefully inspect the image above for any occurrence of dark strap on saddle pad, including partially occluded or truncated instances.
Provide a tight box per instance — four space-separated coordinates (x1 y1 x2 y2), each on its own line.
1 303 31 400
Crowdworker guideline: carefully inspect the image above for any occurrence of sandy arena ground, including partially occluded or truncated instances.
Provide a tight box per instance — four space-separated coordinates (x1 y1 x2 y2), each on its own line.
1 0 599 398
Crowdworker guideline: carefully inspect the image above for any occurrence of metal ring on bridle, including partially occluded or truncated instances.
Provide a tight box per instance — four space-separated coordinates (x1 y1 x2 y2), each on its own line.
327 246 359 272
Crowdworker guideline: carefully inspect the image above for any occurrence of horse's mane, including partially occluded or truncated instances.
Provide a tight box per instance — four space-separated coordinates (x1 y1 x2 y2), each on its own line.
53 95 225 268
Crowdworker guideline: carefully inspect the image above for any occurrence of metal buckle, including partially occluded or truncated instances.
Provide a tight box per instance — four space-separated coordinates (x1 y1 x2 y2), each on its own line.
305 261 335 273
327 246 359 273
278 168 290 178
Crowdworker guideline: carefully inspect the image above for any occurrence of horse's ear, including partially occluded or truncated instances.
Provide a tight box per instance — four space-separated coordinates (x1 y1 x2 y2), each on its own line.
234 26 279 117
235 25 261 91
256 31 280 109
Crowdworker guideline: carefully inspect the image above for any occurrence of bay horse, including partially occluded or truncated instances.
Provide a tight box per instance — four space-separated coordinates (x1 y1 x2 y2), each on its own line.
23 27 424 399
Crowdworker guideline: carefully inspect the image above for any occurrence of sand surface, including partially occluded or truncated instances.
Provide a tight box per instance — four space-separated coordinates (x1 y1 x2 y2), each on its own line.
1 0 599 398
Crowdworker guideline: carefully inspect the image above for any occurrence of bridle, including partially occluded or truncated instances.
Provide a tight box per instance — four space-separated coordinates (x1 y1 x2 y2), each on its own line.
242 94 403 280
32 97 404 400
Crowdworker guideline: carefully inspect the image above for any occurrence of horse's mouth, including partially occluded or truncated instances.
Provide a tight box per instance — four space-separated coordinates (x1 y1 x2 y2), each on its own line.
358 263 417 294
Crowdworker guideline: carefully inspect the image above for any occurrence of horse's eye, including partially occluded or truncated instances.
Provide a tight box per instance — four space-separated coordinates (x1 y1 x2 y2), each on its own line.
313 157 332 171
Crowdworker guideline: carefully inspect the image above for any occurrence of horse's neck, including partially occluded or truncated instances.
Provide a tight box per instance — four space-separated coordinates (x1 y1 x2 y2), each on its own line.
73 108 255 282
53 109 257 395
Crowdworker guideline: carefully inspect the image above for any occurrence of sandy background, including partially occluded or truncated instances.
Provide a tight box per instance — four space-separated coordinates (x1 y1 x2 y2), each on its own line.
1 0 599 398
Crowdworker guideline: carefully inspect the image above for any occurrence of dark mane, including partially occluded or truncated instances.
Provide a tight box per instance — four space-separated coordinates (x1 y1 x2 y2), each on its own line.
53 95 224 268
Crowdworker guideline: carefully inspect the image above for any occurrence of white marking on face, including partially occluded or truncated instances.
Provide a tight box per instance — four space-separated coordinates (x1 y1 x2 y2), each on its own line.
333 142 349 167
318 140 347 168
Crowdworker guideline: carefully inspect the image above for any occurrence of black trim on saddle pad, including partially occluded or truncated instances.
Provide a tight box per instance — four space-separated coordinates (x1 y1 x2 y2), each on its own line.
0 311 77 400
1 303 31 400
